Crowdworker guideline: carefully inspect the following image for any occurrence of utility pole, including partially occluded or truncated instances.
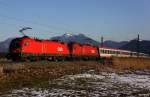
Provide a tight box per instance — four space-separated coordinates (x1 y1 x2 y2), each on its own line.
137 34 140 57
101 36 104 47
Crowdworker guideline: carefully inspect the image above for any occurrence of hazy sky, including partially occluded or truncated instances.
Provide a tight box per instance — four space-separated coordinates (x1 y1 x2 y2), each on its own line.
0 0 149 41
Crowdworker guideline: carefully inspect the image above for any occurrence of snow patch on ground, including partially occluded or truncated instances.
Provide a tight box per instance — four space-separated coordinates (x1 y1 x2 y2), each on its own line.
1 70 150 97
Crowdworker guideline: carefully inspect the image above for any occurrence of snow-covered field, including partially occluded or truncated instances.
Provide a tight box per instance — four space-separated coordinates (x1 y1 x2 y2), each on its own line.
1 70 150 97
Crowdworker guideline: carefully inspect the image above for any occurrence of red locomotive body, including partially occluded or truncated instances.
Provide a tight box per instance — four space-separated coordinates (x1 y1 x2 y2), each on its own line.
21 37 43 54
69 42 99 60
8 36 70 61
22 38 70 55
43 40 69 55
81 44 99 58
82 45 98 55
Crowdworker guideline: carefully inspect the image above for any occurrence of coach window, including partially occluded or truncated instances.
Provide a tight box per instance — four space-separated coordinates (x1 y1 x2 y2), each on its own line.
111 51 113 54
113 51 115 54
117 51 119 54
106 50 108 54
107 50 109 54
102 50 104 53
24 42 29 46
103 50 105 53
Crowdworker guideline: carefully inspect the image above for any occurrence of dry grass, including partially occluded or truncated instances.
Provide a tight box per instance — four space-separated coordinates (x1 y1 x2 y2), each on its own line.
113 57 150 71
0 57 150 92
0 61 105 92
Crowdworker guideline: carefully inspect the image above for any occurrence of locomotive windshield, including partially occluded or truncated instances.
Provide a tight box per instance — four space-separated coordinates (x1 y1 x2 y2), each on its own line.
9 39 21 49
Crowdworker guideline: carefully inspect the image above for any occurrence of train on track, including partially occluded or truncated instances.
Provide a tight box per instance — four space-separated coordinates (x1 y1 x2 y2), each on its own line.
6 36 149 61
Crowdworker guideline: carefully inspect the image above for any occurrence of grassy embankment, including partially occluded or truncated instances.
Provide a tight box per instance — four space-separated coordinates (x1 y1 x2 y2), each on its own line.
0 57 150 92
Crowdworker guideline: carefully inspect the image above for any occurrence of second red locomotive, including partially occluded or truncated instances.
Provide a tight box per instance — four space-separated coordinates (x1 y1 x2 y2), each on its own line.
69 42 99 60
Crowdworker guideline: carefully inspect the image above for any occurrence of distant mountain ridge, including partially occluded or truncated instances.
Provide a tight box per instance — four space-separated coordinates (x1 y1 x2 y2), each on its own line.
51 33 100 46
0 38 13 53
120 39 150 55
103 40 128 48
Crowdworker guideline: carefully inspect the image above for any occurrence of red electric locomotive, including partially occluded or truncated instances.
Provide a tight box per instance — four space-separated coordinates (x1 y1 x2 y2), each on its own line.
81 44 99 60
8 36 70 61
68 42 99 60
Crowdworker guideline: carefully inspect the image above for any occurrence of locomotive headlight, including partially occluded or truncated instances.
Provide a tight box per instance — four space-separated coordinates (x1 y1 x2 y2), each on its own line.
24 42 29 46
91 50 95 53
